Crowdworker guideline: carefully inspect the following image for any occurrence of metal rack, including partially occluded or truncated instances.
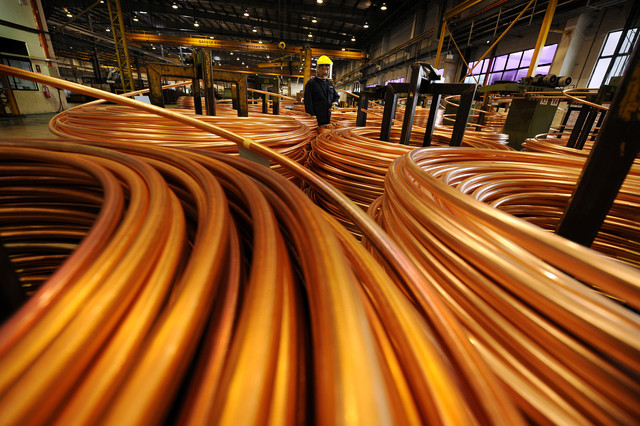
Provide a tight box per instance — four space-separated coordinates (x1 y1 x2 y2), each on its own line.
356 62 477 147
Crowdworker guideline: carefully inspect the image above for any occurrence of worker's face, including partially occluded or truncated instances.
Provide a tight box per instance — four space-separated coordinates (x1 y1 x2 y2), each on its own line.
317 64 330 78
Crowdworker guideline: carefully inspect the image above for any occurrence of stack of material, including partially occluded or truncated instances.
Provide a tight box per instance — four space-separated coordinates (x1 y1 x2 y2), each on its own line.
0 139 521 425
370 147 640 424
49 104 312 185
307 126 511 236
522 131 597 156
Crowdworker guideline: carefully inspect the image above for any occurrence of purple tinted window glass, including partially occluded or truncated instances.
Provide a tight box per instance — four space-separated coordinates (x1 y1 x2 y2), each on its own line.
535 65 550 75
515 68 529 82
506 52 522 69
539 44 557 64
602 31 622 56
588 57 611 87
502 70 517 81
481 59 489 73
492 55 508 71
521 49 534 67
488 72 503 84
477 74 485 83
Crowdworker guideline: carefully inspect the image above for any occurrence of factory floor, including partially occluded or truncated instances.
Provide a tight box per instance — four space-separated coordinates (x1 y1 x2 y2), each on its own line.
0 113 61 139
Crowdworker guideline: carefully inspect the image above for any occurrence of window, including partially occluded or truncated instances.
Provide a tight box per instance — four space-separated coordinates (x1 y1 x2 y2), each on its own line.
588 28 638 88
0 36 38 91
463 44 558 84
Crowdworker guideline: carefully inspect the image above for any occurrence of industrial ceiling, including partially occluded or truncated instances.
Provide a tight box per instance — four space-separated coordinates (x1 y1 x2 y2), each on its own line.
41 0 630 71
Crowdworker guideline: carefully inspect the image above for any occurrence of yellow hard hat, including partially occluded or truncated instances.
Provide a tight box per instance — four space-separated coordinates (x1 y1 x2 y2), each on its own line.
317 55 332 65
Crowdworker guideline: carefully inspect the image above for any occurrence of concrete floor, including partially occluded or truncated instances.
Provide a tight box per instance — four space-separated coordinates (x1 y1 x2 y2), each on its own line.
0 113 61 139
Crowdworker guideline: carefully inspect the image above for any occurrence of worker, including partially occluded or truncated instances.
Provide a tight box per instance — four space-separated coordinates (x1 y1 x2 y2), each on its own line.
304 55 340 126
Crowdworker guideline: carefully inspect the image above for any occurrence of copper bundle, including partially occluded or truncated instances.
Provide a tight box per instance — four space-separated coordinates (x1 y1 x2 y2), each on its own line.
522 132 597 155
369 147 640 423
49 104 312 184
0 139 521 425
307 126 511 236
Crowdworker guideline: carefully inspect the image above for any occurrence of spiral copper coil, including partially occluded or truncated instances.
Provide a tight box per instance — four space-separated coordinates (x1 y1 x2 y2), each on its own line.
369 147 640 424
522 131 598 155
0 139 520 425
307 126 511 236
49 104 312 185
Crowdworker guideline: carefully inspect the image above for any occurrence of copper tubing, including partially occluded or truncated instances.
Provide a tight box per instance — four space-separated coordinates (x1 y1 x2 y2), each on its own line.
307 126 511 236
371 147 640 423
49 103 313 185
0 65 527 424
0 138 523 425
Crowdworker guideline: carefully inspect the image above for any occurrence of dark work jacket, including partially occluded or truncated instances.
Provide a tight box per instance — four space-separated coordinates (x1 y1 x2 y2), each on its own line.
304 77 339 126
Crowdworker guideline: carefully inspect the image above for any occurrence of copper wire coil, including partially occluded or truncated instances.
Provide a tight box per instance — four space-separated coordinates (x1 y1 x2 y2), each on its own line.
0 138 522 425
307 126 511 236
368 146 640 424
49 103 313 186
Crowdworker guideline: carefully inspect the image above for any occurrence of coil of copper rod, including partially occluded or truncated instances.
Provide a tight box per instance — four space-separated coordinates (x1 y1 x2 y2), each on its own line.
49 103 313 186
307 125 511 236
370 147 640 423
0 138 519 425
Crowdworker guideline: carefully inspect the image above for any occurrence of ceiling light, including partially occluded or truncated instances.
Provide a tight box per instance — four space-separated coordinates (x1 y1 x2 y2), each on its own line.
252 27 257 32
311 16 317 23
151 45 156 50
266 54 270 58
341 47 345 51
246 65 249 68
133 14 139 22
243 8 249 17
242 61 245 65
106 27 111 32
351 35 356 42
381 2 387 10
317 0 323 3
237 57 240 60
194 19 199 27
172 2 178 9
308 32 313 38
363 21 369 28
258 39 263 43
486 40 491 44
65 9 73 18
209 36 214 39
230 51 234 55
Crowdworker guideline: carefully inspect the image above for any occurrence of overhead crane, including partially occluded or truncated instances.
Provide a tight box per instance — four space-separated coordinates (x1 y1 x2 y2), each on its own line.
125 32 366 83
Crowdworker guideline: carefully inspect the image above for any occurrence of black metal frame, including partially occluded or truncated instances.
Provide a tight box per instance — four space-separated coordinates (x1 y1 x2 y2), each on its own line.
356 62 476 147
556 41 640 246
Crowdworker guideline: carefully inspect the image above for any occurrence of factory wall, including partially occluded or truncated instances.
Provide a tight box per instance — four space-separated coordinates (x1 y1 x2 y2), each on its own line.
336 0 633 91
0 0 67 114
